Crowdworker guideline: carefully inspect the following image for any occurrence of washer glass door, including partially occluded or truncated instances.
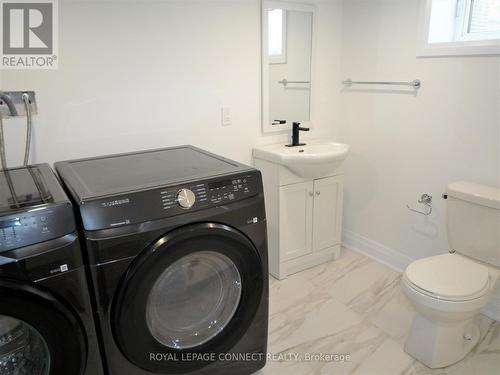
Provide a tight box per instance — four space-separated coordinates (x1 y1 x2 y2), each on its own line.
0 315 50 375
146 251 242 349
112 223 265 373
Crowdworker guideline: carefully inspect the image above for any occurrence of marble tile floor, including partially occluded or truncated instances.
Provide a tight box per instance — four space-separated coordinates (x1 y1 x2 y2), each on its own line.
258 247 500 375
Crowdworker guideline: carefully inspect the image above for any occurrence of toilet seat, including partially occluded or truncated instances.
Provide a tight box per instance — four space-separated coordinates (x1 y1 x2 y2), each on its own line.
404 254 490 301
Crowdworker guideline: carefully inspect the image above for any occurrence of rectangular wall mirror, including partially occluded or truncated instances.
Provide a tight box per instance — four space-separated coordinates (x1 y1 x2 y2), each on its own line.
262 1 316 133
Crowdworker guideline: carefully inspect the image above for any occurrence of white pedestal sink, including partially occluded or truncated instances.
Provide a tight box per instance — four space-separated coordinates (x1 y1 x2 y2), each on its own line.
252 140 350 178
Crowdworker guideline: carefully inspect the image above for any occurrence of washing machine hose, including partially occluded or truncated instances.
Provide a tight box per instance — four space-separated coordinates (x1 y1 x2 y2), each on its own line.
0 113 7 171
22 93 32 167
0 93 33 170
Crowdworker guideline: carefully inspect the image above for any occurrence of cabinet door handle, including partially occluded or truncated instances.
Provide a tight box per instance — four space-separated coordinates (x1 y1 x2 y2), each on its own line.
315 191 321 196
308 191 314 197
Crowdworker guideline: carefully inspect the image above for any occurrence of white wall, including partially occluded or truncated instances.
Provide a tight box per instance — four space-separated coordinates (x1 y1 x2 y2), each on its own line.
0 0 342 168
339 0 500 315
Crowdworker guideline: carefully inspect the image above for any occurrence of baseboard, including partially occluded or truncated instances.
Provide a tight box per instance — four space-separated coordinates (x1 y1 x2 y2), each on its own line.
342 229 413 272
342 229 500 322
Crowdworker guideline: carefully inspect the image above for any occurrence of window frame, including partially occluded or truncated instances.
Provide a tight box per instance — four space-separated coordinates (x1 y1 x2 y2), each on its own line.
417 0 500 57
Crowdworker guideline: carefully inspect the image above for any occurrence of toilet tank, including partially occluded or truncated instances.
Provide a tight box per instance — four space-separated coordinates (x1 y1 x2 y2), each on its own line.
447 181 500 267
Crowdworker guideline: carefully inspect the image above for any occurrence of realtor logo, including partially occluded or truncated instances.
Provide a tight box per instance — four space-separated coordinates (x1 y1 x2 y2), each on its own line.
1 0 58 69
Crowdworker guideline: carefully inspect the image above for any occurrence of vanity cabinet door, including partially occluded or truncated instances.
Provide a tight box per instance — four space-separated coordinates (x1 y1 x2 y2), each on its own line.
312 175 344 252
279 181 314 261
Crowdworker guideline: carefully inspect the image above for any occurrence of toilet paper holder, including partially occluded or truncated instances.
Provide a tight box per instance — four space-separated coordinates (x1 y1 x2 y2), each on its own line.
407 194 433 216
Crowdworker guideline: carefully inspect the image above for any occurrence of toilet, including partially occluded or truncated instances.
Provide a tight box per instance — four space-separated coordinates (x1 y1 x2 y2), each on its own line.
401 181 500 369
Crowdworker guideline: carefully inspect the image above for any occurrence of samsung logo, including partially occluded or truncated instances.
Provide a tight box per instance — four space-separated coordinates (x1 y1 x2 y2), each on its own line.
101 198 130 208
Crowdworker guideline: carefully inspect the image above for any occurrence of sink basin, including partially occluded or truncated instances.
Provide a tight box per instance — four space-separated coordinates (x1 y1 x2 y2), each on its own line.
253 140 350 178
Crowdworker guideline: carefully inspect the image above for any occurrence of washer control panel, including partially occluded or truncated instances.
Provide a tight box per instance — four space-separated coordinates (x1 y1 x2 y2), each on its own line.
176 189 196 209
208 176 252 204
0 205 75 252
159 174 256 212
83 170 263 230
160 183 208 210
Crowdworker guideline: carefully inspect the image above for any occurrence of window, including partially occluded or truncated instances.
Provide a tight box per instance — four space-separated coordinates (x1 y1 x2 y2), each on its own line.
418 0 500 56
267 9 287 64
456 0 500 41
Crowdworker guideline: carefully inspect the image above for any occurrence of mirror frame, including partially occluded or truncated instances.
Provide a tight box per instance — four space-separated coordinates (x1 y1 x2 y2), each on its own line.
261 1 317 133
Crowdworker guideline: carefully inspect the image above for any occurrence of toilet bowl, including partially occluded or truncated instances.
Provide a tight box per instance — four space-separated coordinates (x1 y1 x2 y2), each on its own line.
401 253 498 368
402 181 500 369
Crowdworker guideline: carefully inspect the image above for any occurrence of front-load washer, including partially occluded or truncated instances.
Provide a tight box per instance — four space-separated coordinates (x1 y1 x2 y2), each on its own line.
55 146 268 375
0 164 104 375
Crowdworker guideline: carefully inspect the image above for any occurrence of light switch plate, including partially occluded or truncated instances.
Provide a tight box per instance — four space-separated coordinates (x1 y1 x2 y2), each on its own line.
221 107 232 126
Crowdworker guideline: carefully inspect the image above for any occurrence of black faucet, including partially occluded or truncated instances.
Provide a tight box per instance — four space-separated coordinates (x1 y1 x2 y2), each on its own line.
286 122 310 147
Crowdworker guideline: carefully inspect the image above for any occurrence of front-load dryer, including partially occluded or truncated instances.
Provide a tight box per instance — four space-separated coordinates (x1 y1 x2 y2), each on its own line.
55 146 268 375
0 164 104 375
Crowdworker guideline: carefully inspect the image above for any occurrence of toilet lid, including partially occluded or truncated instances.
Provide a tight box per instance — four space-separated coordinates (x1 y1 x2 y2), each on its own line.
405 254 489 299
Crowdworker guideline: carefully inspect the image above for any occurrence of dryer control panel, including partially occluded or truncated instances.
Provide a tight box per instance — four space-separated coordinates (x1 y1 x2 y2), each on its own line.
80 170 263 231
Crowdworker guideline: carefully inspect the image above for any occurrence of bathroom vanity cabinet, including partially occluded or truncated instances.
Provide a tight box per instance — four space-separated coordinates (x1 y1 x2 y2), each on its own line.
254 158 344 279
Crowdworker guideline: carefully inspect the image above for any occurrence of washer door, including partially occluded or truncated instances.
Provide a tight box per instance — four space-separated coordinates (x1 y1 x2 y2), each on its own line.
0 279 87 375
112 223 265 373
146 250 242 350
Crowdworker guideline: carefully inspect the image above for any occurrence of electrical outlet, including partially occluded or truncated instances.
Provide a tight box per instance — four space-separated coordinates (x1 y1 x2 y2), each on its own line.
221 107 232 126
